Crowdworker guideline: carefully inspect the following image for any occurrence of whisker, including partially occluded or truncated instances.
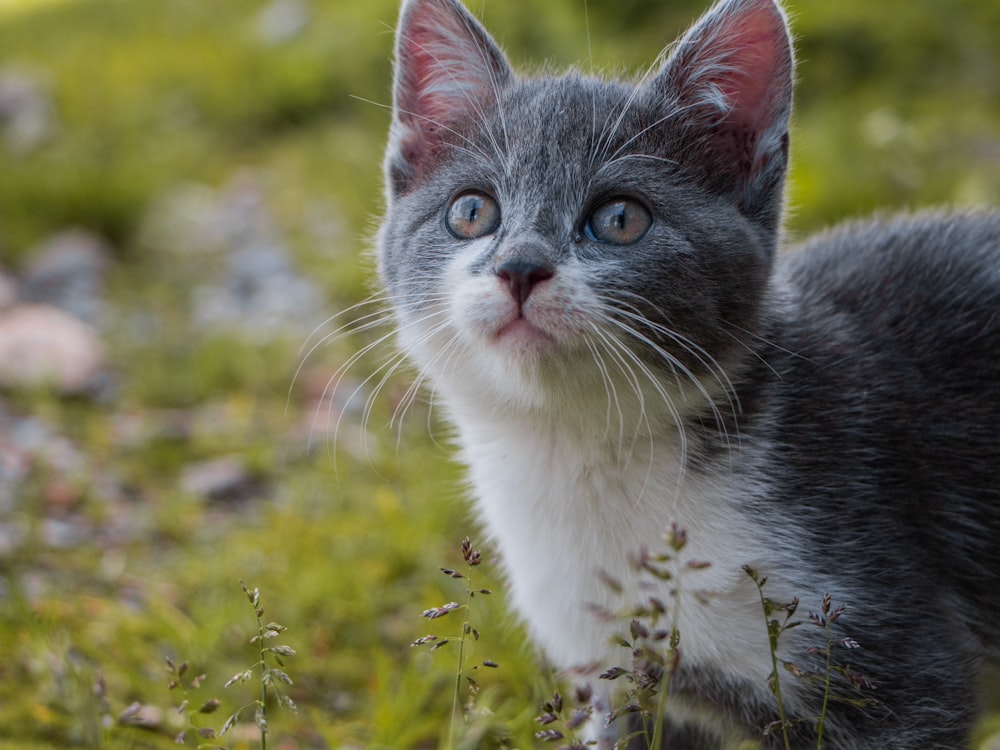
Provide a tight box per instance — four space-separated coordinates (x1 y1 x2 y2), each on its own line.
289 295 394 408
313 328 400 460
612 304 736 405
309 299 451 466
599 290 740 415
722 319 813 369
603 152 678 169
603 311 736 461
589 325 653 462
387 325 462 433
602 110 682 167
589 324 681 502
291 286 450 402
582 330 626 454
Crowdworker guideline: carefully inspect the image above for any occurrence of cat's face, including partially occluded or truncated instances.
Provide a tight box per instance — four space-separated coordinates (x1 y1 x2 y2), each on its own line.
378 0 793 419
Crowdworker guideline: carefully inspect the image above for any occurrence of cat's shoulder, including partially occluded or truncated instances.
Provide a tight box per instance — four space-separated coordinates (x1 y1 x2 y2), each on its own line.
782 209 1000 305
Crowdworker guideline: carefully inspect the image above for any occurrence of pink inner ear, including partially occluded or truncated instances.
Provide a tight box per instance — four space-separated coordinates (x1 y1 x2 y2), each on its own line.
711 5 790 127
397 24 460 128
394 0 508 138
667 0 792 133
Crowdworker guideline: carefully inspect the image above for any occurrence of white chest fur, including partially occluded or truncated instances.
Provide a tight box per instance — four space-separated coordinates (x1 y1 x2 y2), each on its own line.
452 409 779 688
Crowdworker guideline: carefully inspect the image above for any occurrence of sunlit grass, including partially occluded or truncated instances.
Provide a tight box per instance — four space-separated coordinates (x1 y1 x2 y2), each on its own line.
0 0 76 17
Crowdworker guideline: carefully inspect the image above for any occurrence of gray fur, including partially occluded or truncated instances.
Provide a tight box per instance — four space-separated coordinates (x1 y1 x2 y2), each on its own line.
377 0 1000 746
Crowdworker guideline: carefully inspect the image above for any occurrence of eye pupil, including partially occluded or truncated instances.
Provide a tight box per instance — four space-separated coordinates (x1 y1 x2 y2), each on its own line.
447 192 501 239
585 197 652 245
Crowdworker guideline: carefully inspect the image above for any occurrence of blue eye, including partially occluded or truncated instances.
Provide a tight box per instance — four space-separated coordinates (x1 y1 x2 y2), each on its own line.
446 192 501 239
585 197 652 244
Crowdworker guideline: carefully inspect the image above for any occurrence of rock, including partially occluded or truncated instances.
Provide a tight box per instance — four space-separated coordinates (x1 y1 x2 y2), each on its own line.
180 455 263 503
0 66 56 154
139 174 327 341
21 228 113 326
0 516 28 558
0 266 17 310
138 181 231 261
160 174 325 340
0 304 105 393
255 0 310 45
40 518 81 549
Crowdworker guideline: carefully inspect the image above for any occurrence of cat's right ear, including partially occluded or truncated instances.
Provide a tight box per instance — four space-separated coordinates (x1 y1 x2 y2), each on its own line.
386 0 512 198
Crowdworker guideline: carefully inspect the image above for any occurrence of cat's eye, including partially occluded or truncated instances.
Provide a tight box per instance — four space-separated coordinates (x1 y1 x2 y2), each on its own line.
446 192 501 239
585 197 652 245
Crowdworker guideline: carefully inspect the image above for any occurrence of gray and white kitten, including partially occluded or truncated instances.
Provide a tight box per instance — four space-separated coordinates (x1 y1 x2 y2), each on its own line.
375 0 1000 746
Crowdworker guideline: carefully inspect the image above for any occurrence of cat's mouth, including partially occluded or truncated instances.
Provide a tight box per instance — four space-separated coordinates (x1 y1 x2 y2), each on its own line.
493 315 555 351
455 269 585 358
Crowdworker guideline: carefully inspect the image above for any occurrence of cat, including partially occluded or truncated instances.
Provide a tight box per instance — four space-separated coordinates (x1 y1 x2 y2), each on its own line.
374 0 1000 746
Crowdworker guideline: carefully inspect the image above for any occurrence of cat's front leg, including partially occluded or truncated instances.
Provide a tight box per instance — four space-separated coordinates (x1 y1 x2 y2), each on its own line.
582 687 729 750
557 681 614 750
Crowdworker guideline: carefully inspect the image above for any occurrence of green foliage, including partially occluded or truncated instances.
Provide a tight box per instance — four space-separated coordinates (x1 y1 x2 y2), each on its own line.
745 566 803 750
412 538 501 750
218 583 298 747
0 0 392 258
744 571 878 749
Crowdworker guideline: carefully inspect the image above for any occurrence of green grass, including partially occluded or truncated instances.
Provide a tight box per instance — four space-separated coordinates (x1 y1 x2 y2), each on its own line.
1 0 999 747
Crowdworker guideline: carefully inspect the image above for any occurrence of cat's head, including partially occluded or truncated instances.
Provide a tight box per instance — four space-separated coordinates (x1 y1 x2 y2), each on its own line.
377 0 793 422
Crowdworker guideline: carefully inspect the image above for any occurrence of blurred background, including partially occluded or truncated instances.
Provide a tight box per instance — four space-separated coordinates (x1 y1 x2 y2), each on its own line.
0 0 998 747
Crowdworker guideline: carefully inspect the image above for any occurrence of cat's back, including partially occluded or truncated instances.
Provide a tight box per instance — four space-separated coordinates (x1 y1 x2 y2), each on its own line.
783 211 1000 345
776 211 1000 400
771 210 1000 452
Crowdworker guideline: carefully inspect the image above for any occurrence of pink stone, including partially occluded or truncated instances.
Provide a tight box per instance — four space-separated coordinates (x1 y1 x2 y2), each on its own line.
0 304 104 393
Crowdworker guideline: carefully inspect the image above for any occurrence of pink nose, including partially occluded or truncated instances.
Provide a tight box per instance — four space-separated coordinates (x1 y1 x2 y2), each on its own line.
496 258 554 306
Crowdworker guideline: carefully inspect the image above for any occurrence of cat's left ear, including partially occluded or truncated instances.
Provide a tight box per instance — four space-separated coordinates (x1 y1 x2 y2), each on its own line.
386 0 513 197
649 0 794 228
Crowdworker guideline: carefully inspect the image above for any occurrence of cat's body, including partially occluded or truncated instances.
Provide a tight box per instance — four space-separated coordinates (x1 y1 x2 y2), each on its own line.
376 0 1000 746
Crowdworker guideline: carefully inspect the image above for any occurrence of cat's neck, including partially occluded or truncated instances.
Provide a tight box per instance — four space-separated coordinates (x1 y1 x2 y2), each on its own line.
442 355 744 449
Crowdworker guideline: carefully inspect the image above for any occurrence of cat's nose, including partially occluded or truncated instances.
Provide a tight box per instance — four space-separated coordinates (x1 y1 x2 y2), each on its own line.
496 257 554 306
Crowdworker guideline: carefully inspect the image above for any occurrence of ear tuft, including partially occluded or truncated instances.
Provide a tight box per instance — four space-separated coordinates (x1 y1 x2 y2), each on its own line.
387 0 512 196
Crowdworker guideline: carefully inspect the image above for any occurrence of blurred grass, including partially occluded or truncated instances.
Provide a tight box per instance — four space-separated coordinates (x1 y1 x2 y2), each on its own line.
0 0 998 748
